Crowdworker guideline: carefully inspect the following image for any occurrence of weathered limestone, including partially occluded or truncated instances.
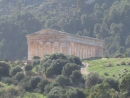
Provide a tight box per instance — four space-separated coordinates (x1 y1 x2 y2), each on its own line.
26 29 104 60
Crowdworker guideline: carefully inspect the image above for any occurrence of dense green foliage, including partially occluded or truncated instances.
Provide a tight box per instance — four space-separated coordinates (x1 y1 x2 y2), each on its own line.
0 0 130 60
1 53 130 97
0 61 10 76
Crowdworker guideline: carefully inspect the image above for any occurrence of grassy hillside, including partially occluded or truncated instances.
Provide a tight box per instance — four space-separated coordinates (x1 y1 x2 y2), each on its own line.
86 58 130 81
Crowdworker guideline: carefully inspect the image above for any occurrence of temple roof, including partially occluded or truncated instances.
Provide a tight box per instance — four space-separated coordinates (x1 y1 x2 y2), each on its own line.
26 29 103 43
26 29 67 36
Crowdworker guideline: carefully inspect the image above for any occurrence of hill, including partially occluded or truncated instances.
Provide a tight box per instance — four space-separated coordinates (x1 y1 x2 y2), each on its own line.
0 0 130 60
86 58 130 81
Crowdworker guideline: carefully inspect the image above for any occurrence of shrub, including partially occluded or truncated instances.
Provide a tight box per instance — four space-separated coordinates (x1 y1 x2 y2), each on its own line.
0 61 10 77
55 75 70 86
33 56 41 60
120 61 126 65
15 72 25 81
127 62 130 65
24 64 32 71
9 66 22 76
32 60 40 66
70 70 82 84
37 79 50 93
67 88 86 98
85 73 103 88
22 77 32 91
104 78 119 91
29 76 41 89
107 63 113 67
68 55 82 66
47 86 65 98
62 63 80 76
2 77 18 85
45 59 68 77
104 72 109 76
116 64 120 66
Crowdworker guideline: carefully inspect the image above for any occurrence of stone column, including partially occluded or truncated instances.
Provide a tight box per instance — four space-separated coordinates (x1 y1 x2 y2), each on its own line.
89 45 91 58
43 42 46 57
69 42 72 55
74 43 77 56
51 42 54 54
83 45 85 59
81 44 83 59
66 42 69 55
101 47 103 57
77 43 79 57
27 42 32 60
38 42 43 58
91 46 94 57
93 46 96 57
36 43 39 56
95 46 98 57
86 45 88 58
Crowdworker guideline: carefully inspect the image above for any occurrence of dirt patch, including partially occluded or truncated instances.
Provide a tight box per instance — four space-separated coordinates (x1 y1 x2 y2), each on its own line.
81 62 89 75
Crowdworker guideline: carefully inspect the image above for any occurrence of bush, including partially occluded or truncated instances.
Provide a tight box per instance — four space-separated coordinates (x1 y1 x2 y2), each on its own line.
0 61 10 77
104 72 109 76
15 72 25 81
55 75 70 86
47 86 66 98
70 70 82 85
107 63 113 67
85 73 103 88
22 77 32 91
33 56 41 60
37 79 50 93
68 55 82 66
116 64 120 66
9 66 22 76
67 88 86 98
104 78 119 91
2 77 18 85
29 76 41 89
24 64 32 71
32 60 40 66
62 63 80 76
115 54 124 58
45 59 68 77
127 62 130 65
120 61 126 65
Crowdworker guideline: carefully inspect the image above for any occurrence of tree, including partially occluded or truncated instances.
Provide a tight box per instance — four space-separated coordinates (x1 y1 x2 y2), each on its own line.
70 70 82 85
32 56 41 60
119 73 130 96
9 66 22 76
62 63 80 76
24 64 32 71
0 61 10 77
15 72 25 81
29 76 41 89
68 55 82 66
47 86 66 98
37 79 50 93
55 75 70 86
67 88 86 98
104 78 119 91
87 83 117 98
85 73 103 88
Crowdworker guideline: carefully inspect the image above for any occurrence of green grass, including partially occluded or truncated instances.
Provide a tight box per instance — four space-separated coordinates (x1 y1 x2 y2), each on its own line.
86 58 130 81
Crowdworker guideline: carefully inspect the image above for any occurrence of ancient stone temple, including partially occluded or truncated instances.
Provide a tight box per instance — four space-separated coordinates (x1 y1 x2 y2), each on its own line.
26 29 103 60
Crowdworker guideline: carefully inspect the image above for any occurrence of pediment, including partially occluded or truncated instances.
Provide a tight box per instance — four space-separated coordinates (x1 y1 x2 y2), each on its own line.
27 29 67 36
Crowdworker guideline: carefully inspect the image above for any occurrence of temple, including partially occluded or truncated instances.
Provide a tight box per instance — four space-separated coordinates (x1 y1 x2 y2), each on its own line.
26 29 103 60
